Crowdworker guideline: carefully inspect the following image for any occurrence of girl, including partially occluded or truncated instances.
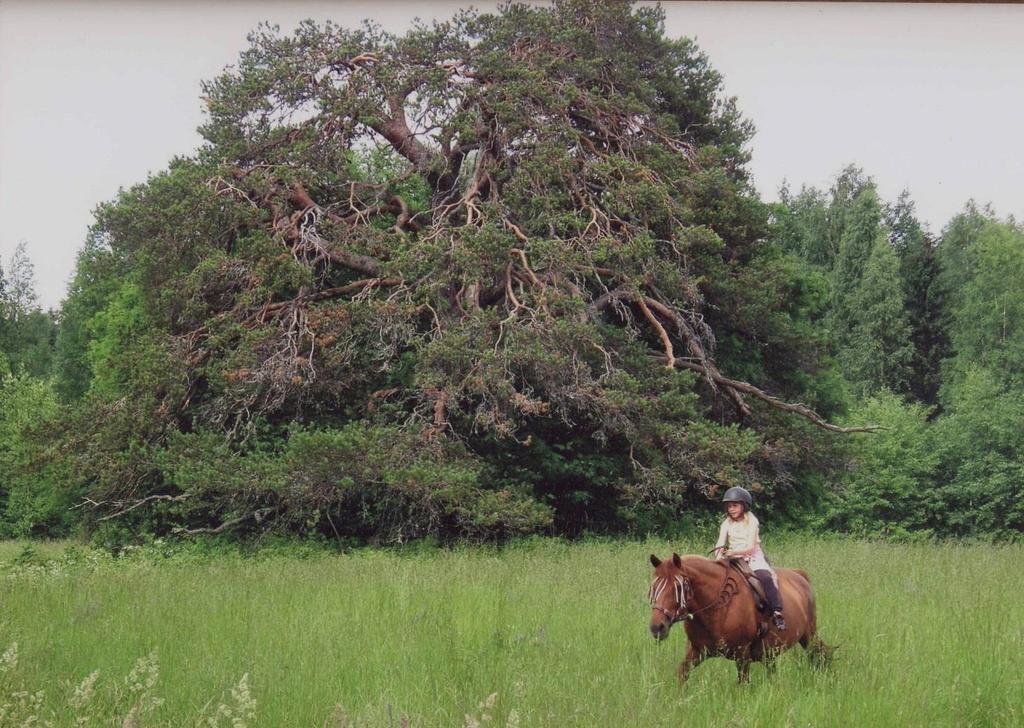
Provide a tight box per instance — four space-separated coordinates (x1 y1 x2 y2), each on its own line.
713 486 786 630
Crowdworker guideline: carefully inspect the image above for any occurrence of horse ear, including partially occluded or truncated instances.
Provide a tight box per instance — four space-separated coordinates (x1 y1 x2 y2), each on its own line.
650 554 661 568
672 553 683 568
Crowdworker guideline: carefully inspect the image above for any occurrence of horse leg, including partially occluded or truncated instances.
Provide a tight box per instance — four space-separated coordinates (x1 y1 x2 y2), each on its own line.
762 646 779 677
799 623 820 662
735 657 752 684
750 638 777 677
800 604 819 653
799 618 816 650
730 644 753 684
803 636 834 669
677 644 705 684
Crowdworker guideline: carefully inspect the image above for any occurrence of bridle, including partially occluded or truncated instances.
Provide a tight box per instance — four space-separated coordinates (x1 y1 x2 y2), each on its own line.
649 561 740 624
649 572 691 625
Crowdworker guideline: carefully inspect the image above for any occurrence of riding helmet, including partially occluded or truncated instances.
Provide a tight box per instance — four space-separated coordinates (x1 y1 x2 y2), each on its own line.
721 486 752 506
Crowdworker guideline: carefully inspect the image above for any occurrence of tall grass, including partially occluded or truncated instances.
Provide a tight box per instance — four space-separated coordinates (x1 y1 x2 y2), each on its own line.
0 537 1020 726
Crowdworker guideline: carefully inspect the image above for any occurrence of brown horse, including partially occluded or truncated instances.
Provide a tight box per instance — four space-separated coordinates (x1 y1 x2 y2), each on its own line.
648 553 821 683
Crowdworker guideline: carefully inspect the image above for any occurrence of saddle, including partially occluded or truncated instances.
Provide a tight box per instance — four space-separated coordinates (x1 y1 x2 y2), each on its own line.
727 558 768 612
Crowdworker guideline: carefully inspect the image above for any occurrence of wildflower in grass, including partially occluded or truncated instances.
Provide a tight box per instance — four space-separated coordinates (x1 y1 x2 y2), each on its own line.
126 651 159 694
71 670 99 708
465 692 499 727
123 650 163 719
70 670 100 725
323 704 350 727
0 688 49 727
122 704 140 728
206 673 256 728
0 642 18 673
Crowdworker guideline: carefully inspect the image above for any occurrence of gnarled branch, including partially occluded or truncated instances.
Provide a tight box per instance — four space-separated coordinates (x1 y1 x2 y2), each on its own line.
97 493 190 522
657 356 883 434
172 507 274 536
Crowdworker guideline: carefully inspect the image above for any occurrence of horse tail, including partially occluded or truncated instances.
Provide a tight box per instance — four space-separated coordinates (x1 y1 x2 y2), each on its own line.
806 636 836 669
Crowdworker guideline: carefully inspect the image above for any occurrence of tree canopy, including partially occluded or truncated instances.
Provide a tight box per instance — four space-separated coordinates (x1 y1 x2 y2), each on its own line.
9 1 1018 545
36 0 863 542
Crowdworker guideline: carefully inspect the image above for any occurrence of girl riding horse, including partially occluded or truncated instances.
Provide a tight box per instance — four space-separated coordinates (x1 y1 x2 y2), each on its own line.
714 486 786 630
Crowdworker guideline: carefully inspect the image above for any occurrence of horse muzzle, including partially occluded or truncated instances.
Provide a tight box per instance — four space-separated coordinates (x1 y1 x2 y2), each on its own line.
650 620 670 641
647 622 671 638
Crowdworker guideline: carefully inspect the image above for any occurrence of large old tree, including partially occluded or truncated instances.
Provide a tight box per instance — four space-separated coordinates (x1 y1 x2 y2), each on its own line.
66 1 865 541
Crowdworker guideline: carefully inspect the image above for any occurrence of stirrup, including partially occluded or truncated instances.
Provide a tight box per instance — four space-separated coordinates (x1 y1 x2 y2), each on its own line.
772 611 787 630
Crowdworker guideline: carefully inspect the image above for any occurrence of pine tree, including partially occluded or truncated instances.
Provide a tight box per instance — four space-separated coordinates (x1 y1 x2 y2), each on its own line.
886 191 949 406
931 215 1024 536
0 243 55 378
941 217 1024 389
52 1 861 540
825 165 874 263
828 184 883 360
775 184 831 267
844 232 914 396
54 237 127 400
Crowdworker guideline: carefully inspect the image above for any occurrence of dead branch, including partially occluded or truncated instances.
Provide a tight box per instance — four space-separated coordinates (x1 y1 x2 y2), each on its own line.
422 388 451 440
257 278 402 315
510 248 542 288
635 295 674 369
172 507 274 536
282 183 387 275
657 356 883 433
641 295 752 416
587 286 630 319
504 219 531 245
348 52 379 66
97 493 190 522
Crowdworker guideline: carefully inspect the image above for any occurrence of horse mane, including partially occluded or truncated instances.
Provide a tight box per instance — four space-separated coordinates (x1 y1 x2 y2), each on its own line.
681 555 727 574
652 554 725 574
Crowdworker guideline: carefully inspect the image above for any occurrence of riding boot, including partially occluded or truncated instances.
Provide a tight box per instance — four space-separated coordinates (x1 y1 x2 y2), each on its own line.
754 569 786 629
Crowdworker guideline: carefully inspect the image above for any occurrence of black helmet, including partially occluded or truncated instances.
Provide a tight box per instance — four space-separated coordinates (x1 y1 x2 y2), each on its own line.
721 486 752 505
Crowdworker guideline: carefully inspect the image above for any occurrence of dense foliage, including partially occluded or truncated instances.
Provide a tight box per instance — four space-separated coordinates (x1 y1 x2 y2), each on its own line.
1 1 1020 542
780 173 1024 538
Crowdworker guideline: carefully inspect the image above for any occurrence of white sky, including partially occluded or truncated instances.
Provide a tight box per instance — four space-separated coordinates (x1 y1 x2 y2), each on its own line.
1 1 1022 310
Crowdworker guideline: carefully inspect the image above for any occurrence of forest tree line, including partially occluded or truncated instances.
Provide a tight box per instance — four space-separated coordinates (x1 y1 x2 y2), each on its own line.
0 1 1020 544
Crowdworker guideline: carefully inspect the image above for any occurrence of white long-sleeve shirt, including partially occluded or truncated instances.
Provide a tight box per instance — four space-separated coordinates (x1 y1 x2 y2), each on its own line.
715 512 772 571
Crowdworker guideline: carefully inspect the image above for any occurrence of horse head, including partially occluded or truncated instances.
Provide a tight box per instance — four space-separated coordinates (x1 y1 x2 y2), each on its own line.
648 553 690 641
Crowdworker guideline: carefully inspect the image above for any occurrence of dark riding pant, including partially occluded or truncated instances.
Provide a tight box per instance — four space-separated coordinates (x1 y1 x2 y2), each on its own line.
754 569 784 614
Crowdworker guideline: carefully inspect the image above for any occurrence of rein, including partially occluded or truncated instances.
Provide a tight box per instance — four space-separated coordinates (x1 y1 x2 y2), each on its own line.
650 560 739 623
687 563 740 618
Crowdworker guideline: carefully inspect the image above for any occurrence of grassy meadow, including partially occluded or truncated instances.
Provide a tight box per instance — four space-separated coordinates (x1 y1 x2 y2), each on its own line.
0 537 1020 727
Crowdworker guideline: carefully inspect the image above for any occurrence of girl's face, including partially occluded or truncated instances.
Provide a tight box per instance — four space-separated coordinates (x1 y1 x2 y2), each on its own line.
726 502 745 520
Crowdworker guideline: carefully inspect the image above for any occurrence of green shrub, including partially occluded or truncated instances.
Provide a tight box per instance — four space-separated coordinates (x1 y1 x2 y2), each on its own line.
822 390 938 537
0 374 75 537
154 423 553 544
932 366 1024 538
